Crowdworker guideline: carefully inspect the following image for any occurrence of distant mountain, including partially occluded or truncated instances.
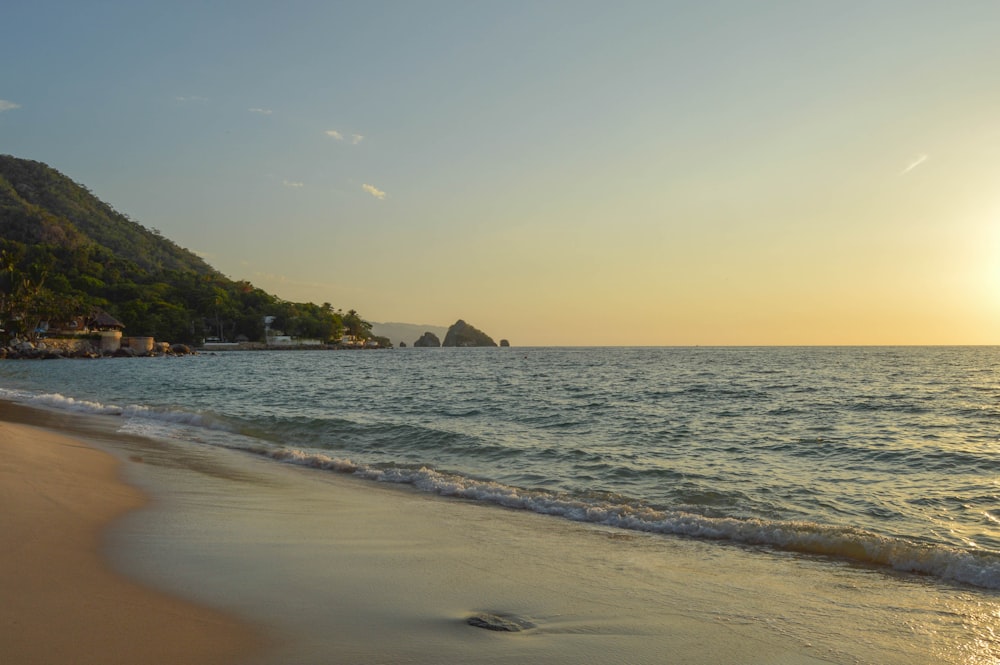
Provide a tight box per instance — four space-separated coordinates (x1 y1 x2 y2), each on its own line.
371 321 448 347
0 155 367 345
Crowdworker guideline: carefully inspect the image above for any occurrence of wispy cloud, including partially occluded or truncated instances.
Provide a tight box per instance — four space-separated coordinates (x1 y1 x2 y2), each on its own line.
326 129 365 144
362 183 386 200
900 153 929 175
282 179 305 189
249 107 273 115
174 95 208 102
0 99 20 112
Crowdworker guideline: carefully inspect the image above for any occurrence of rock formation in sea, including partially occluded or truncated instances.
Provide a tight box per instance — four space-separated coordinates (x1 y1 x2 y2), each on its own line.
499 339 510 347
413 332 441 347
442 320 497 347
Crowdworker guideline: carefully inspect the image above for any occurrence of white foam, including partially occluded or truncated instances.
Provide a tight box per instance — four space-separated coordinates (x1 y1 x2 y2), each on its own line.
5 382 996 591
0 387 124 415
0 388 223 432
254 445 1000 591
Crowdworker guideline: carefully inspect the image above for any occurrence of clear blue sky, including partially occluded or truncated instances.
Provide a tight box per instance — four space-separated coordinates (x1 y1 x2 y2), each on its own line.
3 1 1000 344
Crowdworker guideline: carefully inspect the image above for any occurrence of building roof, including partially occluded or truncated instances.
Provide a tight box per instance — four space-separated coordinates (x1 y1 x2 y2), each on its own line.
89 311 126 330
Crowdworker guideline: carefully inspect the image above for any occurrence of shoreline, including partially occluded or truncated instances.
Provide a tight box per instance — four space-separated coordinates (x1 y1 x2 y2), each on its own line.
2 397 990 664
0 403 835 665
0 343 394 359
0 417 263 665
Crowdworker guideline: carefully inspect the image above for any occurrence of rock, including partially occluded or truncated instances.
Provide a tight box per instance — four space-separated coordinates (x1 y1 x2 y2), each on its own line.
171 343 192 355
443 320 497 347
114 347 136 357
466 613 534 632
499 339 510 347
413 332 441 347
398 341 407 348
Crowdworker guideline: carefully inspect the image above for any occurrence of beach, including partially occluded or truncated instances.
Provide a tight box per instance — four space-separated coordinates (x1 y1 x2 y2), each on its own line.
5 397 987 664
0 405 842 665
0 417 261 665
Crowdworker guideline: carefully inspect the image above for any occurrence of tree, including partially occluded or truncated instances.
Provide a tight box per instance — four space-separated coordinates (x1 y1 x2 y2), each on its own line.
342 309 373 338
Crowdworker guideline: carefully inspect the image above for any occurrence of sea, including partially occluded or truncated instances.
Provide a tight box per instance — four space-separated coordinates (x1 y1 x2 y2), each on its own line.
2 345 999 587
2 346 1000 587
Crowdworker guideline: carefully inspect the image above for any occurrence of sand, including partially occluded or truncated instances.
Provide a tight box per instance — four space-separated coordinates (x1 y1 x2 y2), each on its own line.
106 425 853 665
0 420 261 665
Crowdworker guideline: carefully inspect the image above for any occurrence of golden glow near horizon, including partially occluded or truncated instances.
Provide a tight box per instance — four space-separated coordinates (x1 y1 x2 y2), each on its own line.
3 2 999 345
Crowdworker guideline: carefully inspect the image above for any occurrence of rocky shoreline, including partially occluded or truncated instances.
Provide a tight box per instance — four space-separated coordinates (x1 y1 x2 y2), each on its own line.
0 339 396 359
0 339 195 360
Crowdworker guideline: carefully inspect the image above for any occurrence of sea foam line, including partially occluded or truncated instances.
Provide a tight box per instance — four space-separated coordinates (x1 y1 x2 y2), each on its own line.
5 386 997 591
0 387 124 415
0 388 224 429
257 445 1000 591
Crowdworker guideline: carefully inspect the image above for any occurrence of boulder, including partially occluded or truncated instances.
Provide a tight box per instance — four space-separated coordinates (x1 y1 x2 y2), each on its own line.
413 332 441 347
466 613 535 632
171 343 193 355
499 339 510 347
442 320 497 347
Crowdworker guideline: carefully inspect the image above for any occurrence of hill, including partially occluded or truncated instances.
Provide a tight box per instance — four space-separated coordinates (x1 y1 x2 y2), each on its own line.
0 155 213 275
0 155 369 346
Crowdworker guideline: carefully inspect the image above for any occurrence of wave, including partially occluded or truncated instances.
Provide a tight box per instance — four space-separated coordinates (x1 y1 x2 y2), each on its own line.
0 387 124 416
252 445 1000 591
0 387 228 430
5 385 999 591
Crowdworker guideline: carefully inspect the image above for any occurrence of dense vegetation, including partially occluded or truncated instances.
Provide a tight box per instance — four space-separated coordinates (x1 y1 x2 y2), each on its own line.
0 155 376 345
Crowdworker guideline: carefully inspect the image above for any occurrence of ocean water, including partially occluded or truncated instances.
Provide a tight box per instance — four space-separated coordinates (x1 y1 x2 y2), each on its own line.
2 345 1000 594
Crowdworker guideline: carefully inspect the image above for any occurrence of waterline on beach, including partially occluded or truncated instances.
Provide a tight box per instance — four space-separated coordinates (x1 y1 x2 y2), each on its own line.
104 428 994 665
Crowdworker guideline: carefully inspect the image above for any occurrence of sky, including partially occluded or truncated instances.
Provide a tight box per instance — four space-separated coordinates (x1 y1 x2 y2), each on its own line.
2 1 1000 346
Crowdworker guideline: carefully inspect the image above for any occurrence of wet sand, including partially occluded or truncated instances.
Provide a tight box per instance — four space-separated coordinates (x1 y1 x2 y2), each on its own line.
106 423 847 665
4 401 985 664
0 420 261 665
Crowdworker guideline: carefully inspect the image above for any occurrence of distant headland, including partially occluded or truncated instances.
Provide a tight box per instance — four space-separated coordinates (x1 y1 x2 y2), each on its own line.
0 155 508 354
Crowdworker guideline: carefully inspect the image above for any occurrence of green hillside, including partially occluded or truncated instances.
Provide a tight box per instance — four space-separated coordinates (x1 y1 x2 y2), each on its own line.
0 155 371 345
0 155 213 275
